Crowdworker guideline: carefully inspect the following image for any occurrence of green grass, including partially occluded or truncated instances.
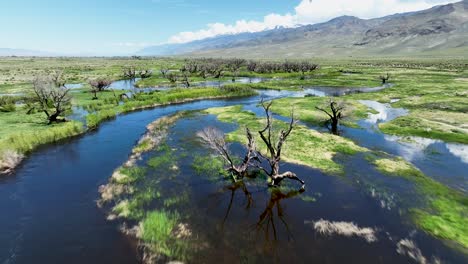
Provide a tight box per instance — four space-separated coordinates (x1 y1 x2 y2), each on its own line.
133 139 153 154
270 96 371 128
192 155 229 180
112 166 147 185
205 105 367 174
380 115 468 144
0 120 84 155
86 108 118 129
370 155 468 248
141 210 190 259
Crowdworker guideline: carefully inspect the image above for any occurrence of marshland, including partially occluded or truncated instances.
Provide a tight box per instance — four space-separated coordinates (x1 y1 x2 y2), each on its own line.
0 56 466 263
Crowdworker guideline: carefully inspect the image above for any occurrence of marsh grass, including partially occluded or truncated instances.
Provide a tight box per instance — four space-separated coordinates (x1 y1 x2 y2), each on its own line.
0 121 84 155
141 210 191 260
370 154 468 248
205 105 366 174
271 96 370 128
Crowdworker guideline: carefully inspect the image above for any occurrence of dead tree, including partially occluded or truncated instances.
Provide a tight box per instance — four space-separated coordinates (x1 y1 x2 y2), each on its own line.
228 58 246 82
315 99 344 134
246 61 257 72
180 72 191 88
50 70 66 87
32 75 71 124
89 79 112 100
257 100 305 188
160 68 169 77
197 127 258 181
166 72 178 83
123 66 136 79
198 65 209 84
380 73 390 84
138 69 153 79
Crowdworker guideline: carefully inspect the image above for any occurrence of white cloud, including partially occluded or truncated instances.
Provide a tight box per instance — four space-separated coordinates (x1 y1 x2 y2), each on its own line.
168 13 295 43
167 0 458 44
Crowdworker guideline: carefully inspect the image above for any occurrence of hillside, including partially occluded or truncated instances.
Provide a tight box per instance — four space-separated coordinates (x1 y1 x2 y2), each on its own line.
138 0 468 58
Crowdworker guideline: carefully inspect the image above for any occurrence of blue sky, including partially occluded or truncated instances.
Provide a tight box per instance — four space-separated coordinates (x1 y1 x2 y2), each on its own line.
0 0 458 55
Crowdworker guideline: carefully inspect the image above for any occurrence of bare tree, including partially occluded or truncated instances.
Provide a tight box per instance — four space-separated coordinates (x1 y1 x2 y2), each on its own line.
138 69 153 79
227 58 246 82
198 64 210 84
246 60 257 72
380 73 390 84
197 127 259 181
299 61 319 80
165 72 178 83
182 60 199 74
32 75 71 124
160 68 169 77
89 79 112 100
123 66 136 79
257 100 305 188
180 71 191 88
315 99 344 134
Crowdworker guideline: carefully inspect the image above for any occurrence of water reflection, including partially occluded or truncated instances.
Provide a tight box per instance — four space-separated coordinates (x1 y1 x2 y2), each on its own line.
256 188 303 242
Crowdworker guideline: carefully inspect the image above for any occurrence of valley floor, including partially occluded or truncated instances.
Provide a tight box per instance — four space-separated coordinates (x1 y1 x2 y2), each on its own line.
0 57 466 263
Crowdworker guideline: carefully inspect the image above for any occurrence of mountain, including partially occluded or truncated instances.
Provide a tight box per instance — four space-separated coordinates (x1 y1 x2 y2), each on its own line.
0 48 58 57
138 0 468 57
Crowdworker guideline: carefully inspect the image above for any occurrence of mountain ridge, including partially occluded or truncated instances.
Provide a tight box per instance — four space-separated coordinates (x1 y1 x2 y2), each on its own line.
138 0 468 58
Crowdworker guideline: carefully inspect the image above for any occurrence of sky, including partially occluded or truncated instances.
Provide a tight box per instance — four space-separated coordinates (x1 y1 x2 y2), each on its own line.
0 0 459 55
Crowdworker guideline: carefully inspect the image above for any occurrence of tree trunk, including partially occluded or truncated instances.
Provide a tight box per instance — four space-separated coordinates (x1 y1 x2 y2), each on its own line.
331 119 338 134
48 112 65 124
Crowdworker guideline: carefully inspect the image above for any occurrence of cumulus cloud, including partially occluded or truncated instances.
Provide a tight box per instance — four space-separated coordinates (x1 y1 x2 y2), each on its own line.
167 0 458 44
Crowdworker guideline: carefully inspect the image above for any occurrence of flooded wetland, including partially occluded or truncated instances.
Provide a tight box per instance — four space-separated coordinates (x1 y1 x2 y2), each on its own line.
0 57 467 264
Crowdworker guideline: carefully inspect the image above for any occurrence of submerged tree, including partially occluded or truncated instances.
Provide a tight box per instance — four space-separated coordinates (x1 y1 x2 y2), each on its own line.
89 78 112 100
32 73 71 124
257 100 305 188
380 73 390 84
197 127 259 180
315 99 344 134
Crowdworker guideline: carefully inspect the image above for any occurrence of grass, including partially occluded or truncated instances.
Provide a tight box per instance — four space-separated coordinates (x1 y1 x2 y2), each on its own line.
0 84 256 172
141 210 190 259
270 96 371 128
0 120 84 156
112 166 147 185
205 105 367 174
192 155 229 180
379 114 468 144
86 108 118 129
133 138 153 154
370 155 468 248
208 104 468 248
1 57 467 171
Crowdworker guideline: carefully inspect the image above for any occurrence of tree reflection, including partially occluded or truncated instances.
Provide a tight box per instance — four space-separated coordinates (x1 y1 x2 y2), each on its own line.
221 181 253 228
256 188 303 242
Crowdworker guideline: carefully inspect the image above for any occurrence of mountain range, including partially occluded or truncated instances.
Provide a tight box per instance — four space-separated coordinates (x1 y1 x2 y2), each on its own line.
138 0 468 58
